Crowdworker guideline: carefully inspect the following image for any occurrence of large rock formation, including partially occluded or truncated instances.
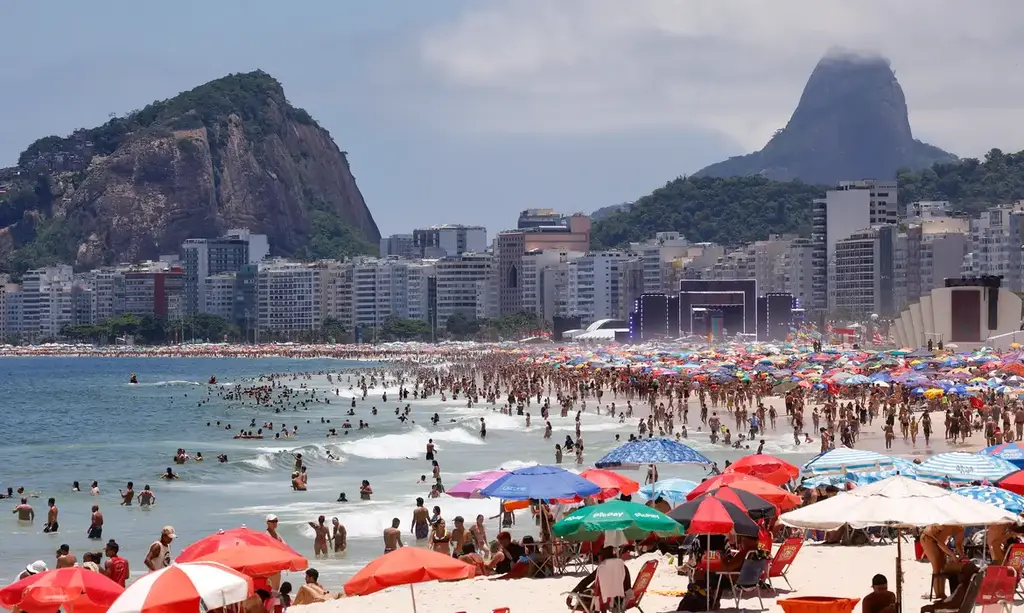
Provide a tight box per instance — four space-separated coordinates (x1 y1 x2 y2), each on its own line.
694 50 957 184
0 71 379 273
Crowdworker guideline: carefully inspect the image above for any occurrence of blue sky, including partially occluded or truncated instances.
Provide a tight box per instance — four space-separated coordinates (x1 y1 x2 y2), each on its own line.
2 1 1021 236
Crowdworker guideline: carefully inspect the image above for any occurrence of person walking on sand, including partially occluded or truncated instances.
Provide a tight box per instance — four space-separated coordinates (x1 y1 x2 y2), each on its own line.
412 497 430 541
308 515 330 557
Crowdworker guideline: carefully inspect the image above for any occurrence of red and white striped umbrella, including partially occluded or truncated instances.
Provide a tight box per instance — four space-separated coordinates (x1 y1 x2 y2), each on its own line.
107 562 253 613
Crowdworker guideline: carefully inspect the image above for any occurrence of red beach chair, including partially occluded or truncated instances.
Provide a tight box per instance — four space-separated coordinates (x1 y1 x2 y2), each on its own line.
764 537 803 590
976 565 1017 613
621 559 658 613
1001 542 1024 599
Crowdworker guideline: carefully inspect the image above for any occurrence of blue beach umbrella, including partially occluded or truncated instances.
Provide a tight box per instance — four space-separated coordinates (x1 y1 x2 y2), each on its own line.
639 478 699 503
594 438 712 469
801 473 848 488
479 465 601 501
802 447 894 475
953 485 1024 513
915 452 1017 485
980 442 1024 468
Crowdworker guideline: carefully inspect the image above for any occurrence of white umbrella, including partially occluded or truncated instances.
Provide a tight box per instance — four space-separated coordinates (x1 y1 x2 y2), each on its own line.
780 476 1018 612
107 562 254 613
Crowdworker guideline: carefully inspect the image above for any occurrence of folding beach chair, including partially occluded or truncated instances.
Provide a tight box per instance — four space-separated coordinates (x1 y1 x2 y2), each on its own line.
620 559 658 613
764 537 803 590
1000 542 1024 599
565 579 603 613
717 553 771 611
976 565 1017 613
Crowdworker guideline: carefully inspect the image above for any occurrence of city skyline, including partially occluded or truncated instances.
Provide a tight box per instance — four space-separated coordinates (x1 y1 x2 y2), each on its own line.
2 1 1023 235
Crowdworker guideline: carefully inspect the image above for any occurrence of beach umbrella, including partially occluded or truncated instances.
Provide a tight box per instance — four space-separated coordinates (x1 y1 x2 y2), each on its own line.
953 485 1024 513
686 473 801 510
107 562 253 613
175 527 307 576
0 567 125 613
344 547 474 612
573 468 640 500
980 443 1024 468
445 470 509 499
994 469 1024 496
691 486 776 518
724 454 800 486
915 452 1017 485
779 475 1019 613
668 496 759 537
479 465 601 501
552 499 682 541
801 447 894 475
639 478 698 503
593 437 712 469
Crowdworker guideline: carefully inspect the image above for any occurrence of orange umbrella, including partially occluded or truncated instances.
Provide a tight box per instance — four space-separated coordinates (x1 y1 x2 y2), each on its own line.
724 455 800 486
0 567 125 613
176 527 307 576
686 473 801 510
555 468 639 502
344 547 475 612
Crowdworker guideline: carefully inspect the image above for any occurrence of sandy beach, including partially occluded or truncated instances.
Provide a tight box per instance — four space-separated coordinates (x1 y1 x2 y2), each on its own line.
293 543 934 613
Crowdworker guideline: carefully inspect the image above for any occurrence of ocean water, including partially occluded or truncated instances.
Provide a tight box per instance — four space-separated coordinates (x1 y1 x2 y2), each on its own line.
0 357 817 586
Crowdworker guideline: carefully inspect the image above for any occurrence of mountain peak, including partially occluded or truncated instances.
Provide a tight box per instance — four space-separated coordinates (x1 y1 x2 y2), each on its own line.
694 52 956 185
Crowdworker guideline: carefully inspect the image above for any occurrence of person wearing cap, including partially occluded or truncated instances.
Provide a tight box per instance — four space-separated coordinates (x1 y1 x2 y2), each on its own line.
18 560 47 581
266 515 285 543
861 574 896 613
145 526 175 571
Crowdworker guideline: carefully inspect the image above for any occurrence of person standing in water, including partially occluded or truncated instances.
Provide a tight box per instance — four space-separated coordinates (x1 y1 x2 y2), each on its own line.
383 518 403 553
119 482 135 506
138 485 156 506
266 514 285 542
425 439 435 461
308 515 330 557
331 517 346 553
479 417 487 439
412 497 430 541
88 505 103 540
43 498 59 533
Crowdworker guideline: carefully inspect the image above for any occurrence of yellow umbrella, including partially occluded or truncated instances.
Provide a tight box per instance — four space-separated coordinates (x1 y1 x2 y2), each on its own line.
923 389 944 399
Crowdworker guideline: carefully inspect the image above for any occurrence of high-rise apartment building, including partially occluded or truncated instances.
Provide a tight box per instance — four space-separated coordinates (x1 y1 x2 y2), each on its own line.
811 179 898 310
630 232 690 294
495 232 526 315
567 251 643 324
434 252 494 326
379 233 416 259
411 225 487 259
963 204 1024 292
256 260 323 333
830 225 897 317
182 229 268 315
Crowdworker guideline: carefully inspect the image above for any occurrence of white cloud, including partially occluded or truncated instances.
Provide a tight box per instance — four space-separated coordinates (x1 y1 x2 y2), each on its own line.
415 0 1024 156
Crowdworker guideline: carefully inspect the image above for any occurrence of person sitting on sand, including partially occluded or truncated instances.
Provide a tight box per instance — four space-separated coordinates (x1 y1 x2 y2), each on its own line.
291 569 342 606
862 574 897 613
920 561 979 613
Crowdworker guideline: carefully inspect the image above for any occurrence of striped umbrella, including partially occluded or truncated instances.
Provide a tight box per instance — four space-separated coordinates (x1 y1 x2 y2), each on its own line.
915 452 1017 485
802 447 894 475
849 457 920 485
953 485 1024 513
106 562 253 613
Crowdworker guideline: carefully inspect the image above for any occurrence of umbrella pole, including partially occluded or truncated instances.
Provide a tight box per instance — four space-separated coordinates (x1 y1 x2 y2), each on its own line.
706 534 711 611
895 529 903 613
410 584 418 613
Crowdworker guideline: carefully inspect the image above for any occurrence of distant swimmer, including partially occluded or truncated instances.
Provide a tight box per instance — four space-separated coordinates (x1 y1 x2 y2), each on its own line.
161 467 179 480
209 375 217 385
129 374 138 384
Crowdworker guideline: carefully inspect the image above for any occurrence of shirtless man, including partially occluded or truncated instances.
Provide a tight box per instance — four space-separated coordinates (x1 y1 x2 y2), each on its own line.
119 482 135 506
13 497 34 521
56 544 77 568
308 515 330 556
411 497 430 541
88 505 103 540
43 498 59 533
384 518 404 553
138 485 156 506
450 516 468 557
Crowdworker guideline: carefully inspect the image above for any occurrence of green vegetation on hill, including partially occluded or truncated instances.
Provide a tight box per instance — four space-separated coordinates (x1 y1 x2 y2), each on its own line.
898 149 1024 216
590 176 824 249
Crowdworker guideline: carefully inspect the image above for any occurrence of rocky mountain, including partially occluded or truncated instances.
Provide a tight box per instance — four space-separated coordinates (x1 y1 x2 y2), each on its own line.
694 51 958 185
0 71 380 275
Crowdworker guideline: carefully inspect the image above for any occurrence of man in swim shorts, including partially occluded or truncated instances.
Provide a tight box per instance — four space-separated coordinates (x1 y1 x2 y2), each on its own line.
43 498 59 533
383 518 403 553
412 497 430 541
88 505 103 539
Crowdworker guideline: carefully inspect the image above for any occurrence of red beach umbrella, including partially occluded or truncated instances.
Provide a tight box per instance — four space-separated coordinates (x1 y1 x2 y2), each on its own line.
0 568 124 613
344 547 475 613
667 496 759 537
686 473 801 510
176 527 307 576
725 454 800 486
996 469 1024 496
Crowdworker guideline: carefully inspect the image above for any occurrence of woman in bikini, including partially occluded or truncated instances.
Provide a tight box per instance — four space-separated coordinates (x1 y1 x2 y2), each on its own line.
429 518 451 555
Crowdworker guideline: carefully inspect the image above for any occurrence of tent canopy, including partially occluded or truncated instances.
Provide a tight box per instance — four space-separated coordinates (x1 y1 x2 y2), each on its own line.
779 475 1019 530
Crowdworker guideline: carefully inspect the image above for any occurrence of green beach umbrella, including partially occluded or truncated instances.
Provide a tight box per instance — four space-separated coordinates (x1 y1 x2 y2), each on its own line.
552 500 682 541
